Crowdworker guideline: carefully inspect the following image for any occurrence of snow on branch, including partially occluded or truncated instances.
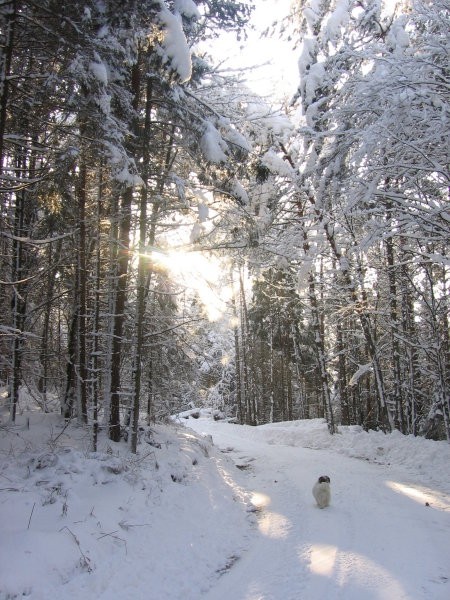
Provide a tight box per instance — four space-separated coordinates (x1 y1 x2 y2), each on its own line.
158 3 194 83
174 0 201 19
1 230 76 246
260 149 294 178
200 122 228 163
89 59 108 85
320 0 350 45
349 363 373 386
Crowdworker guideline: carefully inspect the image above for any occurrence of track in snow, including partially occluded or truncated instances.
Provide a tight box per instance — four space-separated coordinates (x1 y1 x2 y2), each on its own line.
187 419 450 600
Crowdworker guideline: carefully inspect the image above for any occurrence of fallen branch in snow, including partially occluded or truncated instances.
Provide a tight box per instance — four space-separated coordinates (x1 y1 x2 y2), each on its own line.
97 530 119 540
216 554 240 576
60 526 93 572
27 502 36 529
118 520 151 530
48 416 75 447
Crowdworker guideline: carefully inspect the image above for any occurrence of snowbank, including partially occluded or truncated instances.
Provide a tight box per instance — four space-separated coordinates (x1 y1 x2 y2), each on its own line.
0 413 251 600
259 418 450 488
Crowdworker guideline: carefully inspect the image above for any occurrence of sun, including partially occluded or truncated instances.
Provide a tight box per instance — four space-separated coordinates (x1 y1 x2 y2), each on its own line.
148 248 232 322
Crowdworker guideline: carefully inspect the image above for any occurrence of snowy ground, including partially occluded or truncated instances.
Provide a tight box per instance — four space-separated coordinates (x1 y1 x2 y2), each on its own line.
1 409 449 600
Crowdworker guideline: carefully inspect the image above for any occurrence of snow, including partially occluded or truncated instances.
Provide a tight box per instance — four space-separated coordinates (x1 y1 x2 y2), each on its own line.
321 1 350 45
304 61 326 105
386 17 410 53
158 5 193 83
230 180 249 205
298 37 317 81
200 122 228 163
220 122 252 153
89 61 108 86
190 221 203 242
1 410 450 599
303 6 320 31
260 149 294 178
348 362 373 386
198 202 209 222
174 0 201 20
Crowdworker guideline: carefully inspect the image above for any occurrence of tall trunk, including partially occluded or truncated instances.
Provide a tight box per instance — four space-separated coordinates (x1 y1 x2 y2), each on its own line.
424 264 450 440
385 218 404 432
130 78 150 452
108 185 132 441
10 188 26 422
401 282 420 435
109 61 141 442
91 166 104 452
336 317 350 425
239 270 256 425
103 192 118 423
308 271 335 433
76 159 88 423
269 315 275 423
286 356 293 421
0 0 16 173
38 239 62 410
62 310 77 419
291 325 306 419
130 177 148 453
441 261 450 440
144 184 162 422
231 274 243 423
9 136 35 421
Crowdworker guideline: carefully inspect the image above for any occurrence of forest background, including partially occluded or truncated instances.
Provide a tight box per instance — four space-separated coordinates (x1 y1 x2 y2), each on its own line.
0 0 449 449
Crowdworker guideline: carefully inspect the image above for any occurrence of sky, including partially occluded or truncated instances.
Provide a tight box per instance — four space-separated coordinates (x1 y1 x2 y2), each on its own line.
149 248 233 321
209 0 299 101
1 408 449 599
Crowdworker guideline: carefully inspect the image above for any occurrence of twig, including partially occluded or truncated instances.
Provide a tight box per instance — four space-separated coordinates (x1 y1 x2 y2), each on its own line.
50 416 74 446
27 502 36 529
97 530 127 555
97 530 119 540
119 520 151 530
59 526 93 572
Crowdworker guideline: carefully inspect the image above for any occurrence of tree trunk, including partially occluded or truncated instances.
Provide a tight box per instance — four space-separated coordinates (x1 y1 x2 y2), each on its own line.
109 61 141 442
38 239 62 410
63 311 78 419
76 158 88 423
108 185 132 441
385 212 404 432
91 166 104 452
231 274 243 423
0 0 16 173
308 272 335 433
10 188 26 422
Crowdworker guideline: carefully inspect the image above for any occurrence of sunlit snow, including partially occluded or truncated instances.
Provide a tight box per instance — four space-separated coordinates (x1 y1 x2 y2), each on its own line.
1 408 449 600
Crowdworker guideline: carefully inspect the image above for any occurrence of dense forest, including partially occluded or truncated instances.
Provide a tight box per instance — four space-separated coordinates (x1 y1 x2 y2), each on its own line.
0 0 449 448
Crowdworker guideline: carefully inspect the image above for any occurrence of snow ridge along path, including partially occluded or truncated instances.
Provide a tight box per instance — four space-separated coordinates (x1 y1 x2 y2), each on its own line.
186 416 450 600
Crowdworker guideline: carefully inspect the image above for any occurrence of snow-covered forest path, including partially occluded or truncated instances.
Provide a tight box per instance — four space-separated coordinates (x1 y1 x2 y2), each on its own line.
187 418 450 600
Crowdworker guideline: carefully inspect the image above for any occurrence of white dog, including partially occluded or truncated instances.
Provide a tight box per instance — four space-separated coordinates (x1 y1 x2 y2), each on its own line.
312 475 331 508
